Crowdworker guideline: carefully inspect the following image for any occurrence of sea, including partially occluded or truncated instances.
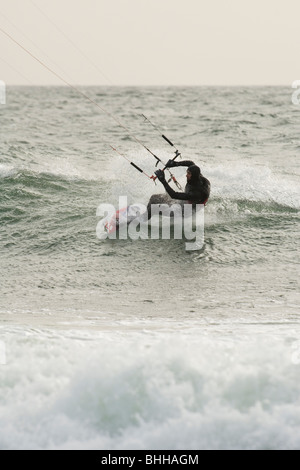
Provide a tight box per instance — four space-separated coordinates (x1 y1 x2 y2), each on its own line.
0 85 299 450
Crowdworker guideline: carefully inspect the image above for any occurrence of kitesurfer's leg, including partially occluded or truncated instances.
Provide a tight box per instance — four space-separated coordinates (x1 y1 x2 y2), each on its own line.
146 194 173 219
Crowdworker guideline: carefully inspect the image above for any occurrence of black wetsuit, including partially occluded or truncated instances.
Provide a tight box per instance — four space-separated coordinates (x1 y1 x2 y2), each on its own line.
160 160 210 205
145 161 210 220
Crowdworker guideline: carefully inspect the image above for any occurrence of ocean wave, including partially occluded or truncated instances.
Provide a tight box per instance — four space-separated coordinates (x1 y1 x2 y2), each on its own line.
206 164 300 211
0 165 103 192
0 163 17 179
0 330 299 450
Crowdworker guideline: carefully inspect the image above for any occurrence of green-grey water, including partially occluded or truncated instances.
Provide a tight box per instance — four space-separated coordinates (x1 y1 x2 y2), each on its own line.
0 86 299 449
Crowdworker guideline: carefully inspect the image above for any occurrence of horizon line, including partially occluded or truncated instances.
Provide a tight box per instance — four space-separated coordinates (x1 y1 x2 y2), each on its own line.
2 83 291 88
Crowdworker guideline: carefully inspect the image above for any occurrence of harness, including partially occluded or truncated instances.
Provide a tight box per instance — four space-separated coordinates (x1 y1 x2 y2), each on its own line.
187 198 208 206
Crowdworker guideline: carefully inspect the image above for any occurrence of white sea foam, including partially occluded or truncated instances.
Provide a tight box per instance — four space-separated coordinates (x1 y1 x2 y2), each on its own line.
0 163 16 179
1 328 299 450
207 163 300 209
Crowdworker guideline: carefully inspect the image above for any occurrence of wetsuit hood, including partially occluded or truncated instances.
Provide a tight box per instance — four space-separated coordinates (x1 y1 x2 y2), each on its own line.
188 165 201 183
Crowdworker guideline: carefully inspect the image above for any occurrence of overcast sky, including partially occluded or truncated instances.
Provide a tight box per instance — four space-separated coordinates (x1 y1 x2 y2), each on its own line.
0 0 299 86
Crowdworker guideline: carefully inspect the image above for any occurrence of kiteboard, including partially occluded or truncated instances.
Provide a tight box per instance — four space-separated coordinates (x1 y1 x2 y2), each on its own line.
104 205 143 236
97 201 204 243
96 204 146 239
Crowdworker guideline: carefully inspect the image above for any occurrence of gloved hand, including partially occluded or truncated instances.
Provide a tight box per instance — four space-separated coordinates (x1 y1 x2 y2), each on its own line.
155 169 166 182
165 159 179 168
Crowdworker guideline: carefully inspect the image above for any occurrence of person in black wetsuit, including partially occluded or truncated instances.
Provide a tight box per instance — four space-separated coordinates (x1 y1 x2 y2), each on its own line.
155 160 210 206
141 160 210 221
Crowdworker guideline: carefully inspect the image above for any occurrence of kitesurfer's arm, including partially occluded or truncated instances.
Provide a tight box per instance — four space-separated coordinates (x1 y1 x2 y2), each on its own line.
162 182 191 200
165 159 195 168
155 170 195 201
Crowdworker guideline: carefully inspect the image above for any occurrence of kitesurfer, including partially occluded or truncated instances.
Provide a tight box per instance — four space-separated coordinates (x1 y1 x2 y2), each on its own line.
144 160 210 220
157 160 210 204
